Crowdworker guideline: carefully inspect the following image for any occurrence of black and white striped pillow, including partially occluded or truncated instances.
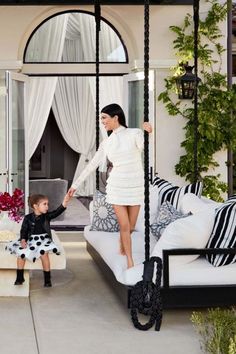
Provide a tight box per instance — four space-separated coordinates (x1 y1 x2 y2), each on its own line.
206 196 236 267
153 176 203 211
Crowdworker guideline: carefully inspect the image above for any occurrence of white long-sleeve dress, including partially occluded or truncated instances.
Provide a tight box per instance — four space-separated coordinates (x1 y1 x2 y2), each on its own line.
72 126 144 205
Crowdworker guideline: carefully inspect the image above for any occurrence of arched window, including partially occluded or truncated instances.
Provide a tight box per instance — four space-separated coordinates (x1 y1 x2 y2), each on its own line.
24 10 128 63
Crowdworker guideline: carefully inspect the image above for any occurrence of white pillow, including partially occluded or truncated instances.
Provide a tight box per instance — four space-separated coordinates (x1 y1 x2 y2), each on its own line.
180 193 222 215
151 209 215 265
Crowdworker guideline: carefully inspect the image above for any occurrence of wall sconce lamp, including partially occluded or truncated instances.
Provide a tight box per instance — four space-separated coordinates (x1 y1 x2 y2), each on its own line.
175 63 199 100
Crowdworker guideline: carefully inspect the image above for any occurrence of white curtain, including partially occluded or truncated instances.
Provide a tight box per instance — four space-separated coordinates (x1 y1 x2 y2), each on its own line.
27 12 124 195
89 76 123 140
53 14 97 195
26 14 69 62
62 14 83 62
28 78 58 158
57 14 124 195
27 15 69 158
52 77 96 196
100 21 125 62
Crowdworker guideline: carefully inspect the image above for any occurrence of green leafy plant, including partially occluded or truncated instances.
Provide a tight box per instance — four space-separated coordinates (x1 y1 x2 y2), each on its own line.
191 308 236 354
228 335 236 354
158 0 236 201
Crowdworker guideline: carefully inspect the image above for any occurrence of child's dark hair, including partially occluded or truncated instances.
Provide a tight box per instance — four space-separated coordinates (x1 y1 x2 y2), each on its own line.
28 194 48 209
101 103 128 128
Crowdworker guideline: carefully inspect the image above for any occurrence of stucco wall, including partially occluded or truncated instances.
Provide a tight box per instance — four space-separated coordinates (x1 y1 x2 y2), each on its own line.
0 3 228 187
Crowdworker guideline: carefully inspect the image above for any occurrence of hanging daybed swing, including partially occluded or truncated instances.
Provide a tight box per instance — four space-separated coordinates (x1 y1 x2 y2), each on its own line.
93 0 163 331
86 0 236 325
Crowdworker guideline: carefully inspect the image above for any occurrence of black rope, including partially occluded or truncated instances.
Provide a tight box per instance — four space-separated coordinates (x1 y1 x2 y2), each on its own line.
130 257 163 331
193 0 199 182
130 0 163 332
95 0 101 190
144 0 150 262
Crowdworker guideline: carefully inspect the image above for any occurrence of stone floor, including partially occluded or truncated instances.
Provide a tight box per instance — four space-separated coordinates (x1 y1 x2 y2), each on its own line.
0 232 202 354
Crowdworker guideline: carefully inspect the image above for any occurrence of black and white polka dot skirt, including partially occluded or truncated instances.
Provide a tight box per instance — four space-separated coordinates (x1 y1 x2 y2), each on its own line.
6 233 60 262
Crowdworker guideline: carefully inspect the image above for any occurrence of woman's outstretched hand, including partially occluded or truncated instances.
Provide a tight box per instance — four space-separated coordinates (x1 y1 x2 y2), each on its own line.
68 187 76 197
143 122 152 133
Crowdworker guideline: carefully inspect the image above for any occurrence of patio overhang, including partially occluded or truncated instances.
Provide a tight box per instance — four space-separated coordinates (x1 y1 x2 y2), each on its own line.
0 0 193 6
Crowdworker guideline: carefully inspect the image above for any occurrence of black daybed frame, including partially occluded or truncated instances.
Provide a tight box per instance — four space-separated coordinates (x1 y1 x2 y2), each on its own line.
87 241 236 308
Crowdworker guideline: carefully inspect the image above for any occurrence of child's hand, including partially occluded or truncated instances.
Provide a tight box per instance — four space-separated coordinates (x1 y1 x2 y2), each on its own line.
21 239 27 249
62 192 72 208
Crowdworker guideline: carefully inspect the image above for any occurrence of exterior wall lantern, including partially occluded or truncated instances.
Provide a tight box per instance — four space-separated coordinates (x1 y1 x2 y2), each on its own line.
176 63 196 99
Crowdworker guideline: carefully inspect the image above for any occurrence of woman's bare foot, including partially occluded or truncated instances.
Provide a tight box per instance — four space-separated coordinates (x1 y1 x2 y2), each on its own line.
127 257 134 269
119 238 125 255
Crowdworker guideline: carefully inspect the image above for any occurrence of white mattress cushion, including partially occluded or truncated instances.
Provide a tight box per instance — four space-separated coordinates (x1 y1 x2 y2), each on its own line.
150 209 215 265
84 222 236 287
169 257 236 286
84 225 156 285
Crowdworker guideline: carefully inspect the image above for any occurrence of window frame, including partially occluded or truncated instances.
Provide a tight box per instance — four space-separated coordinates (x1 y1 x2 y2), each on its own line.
23 9 129 65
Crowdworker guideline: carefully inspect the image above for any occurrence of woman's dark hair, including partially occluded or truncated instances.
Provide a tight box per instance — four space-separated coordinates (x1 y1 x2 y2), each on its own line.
101 103 127 128
28 194 48 209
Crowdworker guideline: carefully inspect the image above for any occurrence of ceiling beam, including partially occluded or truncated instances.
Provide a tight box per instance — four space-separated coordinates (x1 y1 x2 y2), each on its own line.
0 0 193 6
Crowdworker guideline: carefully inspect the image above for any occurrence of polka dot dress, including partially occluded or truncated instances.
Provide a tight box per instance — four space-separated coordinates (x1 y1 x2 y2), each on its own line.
6 233 60 262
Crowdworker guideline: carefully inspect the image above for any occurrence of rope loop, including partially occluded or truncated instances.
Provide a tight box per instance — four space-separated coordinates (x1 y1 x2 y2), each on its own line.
130 257 163 331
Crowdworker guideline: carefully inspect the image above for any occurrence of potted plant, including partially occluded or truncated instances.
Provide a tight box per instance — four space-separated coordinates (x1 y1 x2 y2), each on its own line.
0 188 24 229
191 308 236 354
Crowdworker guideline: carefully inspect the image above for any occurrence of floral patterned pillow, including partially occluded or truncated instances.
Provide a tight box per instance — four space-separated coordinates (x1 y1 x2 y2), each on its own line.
150 201 190 240
90 190 119 232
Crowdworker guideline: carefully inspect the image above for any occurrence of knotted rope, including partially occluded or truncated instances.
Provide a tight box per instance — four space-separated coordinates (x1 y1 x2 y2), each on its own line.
130 0 163 331
130 257 163 331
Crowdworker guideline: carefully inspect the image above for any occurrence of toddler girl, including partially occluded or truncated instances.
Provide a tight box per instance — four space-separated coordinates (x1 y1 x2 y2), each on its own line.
6 193 71 287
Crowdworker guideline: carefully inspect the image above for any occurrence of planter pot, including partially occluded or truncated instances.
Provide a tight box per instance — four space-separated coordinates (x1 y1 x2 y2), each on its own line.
0 211 15 232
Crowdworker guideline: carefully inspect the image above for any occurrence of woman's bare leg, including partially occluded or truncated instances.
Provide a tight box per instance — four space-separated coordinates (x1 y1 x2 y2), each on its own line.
40 253 50 271
127 205 141 233
113 205 134 268
119 238 125 256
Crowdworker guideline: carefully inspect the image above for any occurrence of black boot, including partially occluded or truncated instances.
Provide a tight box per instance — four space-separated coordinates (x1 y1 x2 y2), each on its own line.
44 271 52 287
14 269 25 285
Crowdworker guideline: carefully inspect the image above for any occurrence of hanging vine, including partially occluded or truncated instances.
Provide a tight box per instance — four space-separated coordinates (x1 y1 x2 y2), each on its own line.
158 0 236 201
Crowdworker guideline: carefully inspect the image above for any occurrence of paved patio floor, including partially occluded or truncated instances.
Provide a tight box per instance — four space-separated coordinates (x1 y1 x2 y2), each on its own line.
0 232 202 354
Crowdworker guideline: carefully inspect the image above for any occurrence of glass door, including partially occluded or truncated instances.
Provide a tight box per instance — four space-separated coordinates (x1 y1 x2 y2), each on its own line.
0 71 7 192
5 71 28 208
123 71 155 182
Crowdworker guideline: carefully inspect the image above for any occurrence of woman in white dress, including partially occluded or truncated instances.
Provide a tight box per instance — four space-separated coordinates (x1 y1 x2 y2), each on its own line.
68 104 152 268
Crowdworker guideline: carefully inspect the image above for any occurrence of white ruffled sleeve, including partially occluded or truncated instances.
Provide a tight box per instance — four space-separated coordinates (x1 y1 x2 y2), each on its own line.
71 140 106 190
135 129 144 151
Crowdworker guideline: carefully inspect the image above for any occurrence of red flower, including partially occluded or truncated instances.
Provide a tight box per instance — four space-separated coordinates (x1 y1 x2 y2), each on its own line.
0 188 24 222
